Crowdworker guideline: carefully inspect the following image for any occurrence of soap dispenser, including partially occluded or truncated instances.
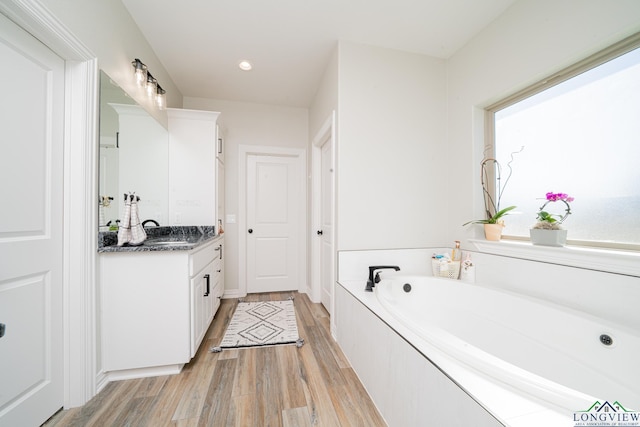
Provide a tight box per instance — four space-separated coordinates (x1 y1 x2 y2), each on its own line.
451 240 461 261
460 253 475 284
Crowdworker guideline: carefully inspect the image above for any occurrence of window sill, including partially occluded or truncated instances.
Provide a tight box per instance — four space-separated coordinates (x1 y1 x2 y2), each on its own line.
469 239 640 278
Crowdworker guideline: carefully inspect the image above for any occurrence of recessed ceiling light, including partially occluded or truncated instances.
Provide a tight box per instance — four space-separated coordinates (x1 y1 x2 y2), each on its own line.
238 60 253 71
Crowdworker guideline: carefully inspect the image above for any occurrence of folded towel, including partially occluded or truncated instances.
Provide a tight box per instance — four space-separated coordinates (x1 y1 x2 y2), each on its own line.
117 193 132 246
129 195 147 245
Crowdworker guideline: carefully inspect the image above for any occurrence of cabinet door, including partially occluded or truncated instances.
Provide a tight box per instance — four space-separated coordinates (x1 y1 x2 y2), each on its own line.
216 124 224 163
216 158 225 235
205 260 215 328
210 257 222 318
190 261 215 357
167 109 220 226
216 241 224 300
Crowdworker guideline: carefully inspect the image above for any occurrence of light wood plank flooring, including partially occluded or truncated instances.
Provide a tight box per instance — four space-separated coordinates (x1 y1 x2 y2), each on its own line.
43 292 387 426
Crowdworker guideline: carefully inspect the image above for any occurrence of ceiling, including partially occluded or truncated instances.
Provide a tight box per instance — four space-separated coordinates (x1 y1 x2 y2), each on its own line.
122 0 517 108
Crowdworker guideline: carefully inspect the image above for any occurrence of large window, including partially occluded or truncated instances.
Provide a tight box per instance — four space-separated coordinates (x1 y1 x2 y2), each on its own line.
488 34 640 250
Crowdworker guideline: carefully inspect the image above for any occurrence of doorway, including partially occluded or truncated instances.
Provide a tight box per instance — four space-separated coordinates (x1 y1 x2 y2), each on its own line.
0 12 64 426
311 112 336 318
239 146 306 296
0 0 99 419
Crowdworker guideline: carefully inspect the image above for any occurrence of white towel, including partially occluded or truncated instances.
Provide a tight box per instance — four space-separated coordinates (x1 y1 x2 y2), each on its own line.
99 202 105 227
129 195 147 245
117 193 132 246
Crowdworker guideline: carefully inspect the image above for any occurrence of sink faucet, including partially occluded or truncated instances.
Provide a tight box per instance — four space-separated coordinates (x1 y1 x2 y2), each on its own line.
365 265 400 291
142 219 160 228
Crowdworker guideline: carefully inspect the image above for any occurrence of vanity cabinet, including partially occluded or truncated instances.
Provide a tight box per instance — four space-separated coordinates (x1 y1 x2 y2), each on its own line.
167 108 221 226
100 237 223 378
190 241 223 357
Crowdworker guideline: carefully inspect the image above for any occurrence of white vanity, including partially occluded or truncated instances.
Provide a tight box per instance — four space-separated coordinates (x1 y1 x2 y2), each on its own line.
99 83 227 381
100 234 223 380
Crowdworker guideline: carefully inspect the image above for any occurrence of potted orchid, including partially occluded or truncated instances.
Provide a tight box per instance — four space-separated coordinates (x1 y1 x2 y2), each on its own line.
530 191 574 246
463 147 523 241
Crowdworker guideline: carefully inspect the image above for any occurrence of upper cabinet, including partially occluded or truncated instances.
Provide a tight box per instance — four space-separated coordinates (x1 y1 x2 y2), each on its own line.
167 108 220 226
216 124 225 163
215 124 225 235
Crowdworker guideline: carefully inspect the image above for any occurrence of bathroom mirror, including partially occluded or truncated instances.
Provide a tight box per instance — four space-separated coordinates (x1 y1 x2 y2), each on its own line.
99 70 169 230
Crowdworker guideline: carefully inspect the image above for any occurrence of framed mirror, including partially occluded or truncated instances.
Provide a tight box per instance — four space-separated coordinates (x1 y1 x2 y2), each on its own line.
99 70 169 230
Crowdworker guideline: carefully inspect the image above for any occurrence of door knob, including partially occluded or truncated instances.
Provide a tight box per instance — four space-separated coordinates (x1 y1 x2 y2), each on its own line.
248 228 253 234
317 230 323 235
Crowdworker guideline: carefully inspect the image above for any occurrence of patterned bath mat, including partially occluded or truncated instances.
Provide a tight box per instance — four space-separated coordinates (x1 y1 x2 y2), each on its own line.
210 298 304 352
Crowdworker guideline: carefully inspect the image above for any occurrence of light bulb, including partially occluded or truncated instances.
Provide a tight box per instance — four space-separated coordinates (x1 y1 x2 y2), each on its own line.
238 60 253 71
156 86 166 110
145 75 157 98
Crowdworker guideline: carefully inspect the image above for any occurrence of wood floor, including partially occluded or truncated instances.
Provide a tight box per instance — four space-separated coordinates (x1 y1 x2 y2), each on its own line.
43 292 387 426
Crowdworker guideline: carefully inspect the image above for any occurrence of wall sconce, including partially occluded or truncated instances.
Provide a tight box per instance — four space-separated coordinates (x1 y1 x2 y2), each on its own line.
131 58 167 109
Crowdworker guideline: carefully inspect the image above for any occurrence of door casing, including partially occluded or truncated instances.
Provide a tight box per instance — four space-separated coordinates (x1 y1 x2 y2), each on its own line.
0 0 99 408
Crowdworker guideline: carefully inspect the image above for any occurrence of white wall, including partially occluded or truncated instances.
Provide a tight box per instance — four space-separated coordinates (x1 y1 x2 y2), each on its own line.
183 97 309 295
39 0 182 126
309 47 339 141
447 0 640 246
336 41 448 250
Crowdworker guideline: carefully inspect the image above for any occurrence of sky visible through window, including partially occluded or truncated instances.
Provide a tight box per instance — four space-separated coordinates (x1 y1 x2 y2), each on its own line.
494 47 640 245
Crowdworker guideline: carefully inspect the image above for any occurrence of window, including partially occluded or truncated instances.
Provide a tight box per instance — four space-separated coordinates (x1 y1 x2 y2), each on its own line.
487 34 640 250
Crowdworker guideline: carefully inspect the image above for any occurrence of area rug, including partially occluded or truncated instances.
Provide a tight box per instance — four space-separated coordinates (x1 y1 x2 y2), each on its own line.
210 298 304 352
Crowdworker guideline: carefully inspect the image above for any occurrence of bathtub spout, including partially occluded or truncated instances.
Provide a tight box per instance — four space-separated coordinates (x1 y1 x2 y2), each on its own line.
365 265 400 291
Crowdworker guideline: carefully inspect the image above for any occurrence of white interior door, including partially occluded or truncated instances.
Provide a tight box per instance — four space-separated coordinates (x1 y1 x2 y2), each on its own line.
0 13 65 426
246 154 301 293
319 138 334 314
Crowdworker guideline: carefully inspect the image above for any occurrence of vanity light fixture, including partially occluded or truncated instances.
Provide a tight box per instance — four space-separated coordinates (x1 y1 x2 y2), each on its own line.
132 58 167 109
238 60 253 71
145 72 157 98
156 85 166 110
132 58 147 87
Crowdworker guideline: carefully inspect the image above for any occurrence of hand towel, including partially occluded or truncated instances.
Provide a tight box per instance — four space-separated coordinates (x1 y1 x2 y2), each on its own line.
117 193 132 246
129 195 147 246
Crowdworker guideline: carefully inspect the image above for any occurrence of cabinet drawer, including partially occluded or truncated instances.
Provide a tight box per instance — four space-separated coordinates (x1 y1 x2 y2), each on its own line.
190 242 216 276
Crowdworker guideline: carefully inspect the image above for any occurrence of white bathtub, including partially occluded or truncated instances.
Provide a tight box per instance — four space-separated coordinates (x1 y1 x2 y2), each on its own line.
374 274 640 414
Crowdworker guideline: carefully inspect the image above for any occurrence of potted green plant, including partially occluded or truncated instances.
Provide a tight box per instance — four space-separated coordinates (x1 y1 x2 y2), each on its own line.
530 191 574 246
463 148 523 241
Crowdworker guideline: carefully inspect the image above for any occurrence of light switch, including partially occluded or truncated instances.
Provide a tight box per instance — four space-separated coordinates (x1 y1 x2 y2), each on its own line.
226 214 236 224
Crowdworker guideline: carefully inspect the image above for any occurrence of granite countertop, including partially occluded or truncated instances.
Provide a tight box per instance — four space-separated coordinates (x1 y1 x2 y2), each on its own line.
98 226 219 253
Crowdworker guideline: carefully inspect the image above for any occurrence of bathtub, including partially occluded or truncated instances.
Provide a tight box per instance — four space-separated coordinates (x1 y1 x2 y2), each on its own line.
374 274 640 415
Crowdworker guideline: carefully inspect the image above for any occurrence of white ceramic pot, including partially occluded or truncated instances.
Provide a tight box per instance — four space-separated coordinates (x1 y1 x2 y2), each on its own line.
530 228 568 247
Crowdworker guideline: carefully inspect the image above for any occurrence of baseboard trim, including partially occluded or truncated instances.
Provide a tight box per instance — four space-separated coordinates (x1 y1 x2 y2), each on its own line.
103 364 184 383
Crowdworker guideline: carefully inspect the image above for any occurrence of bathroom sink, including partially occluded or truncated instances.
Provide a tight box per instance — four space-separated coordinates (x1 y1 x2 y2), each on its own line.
146 240 192 247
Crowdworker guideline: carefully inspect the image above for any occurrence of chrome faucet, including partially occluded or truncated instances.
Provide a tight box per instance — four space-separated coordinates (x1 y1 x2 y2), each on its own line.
365 265 400 291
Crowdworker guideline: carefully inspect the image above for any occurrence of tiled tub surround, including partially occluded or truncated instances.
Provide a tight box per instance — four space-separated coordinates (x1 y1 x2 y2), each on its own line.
98 226 216 252
336 248 640 427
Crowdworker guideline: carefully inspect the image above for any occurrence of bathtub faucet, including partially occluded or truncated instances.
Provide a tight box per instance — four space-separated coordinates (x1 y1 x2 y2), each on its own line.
365 265 400 291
